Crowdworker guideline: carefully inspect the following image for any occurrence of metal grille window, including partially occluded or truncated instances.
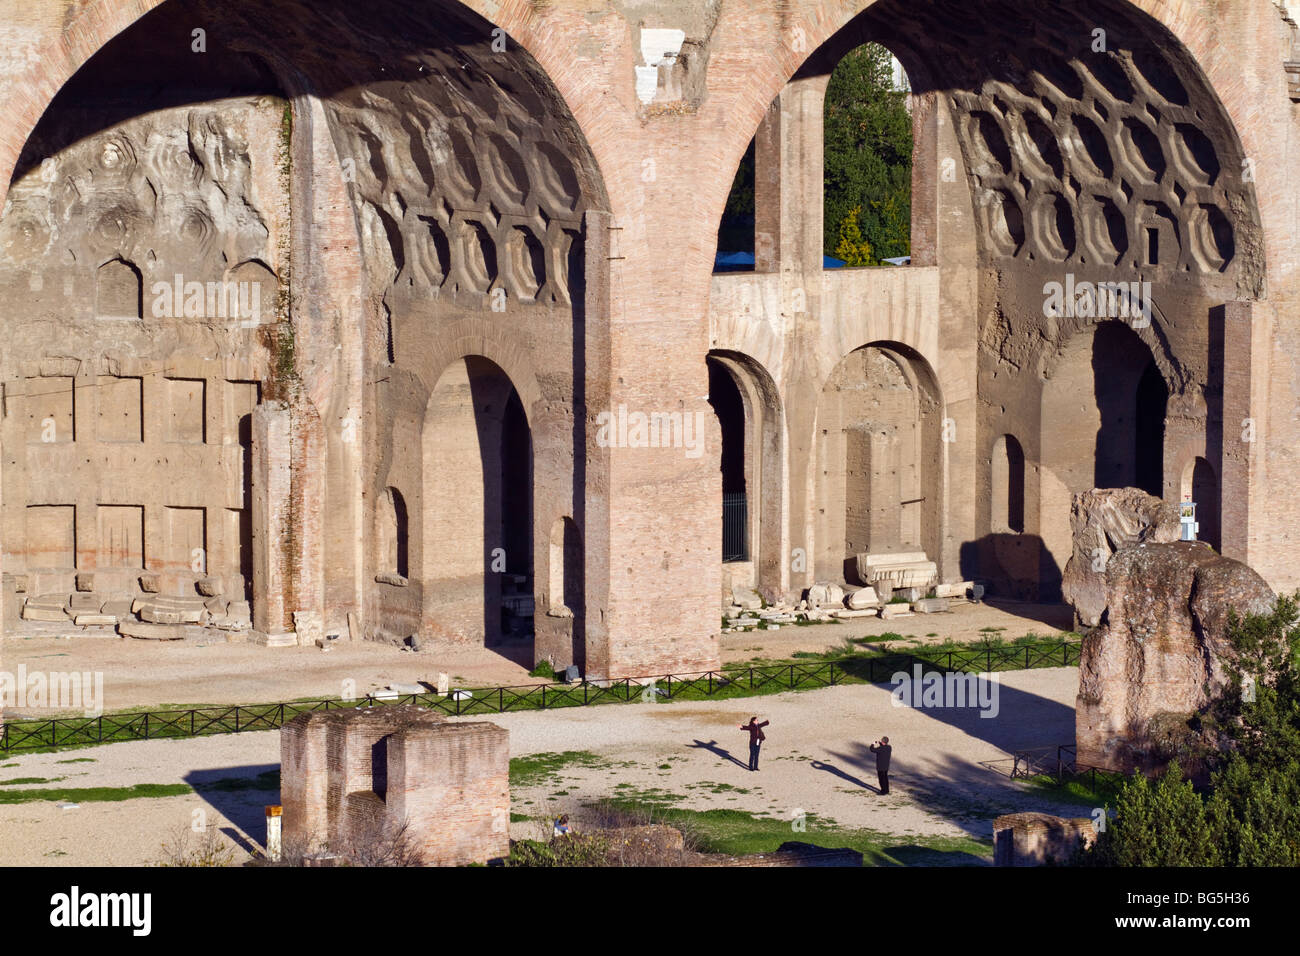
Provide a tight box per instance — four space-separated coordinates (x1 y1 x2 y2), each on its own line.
722 492 748 562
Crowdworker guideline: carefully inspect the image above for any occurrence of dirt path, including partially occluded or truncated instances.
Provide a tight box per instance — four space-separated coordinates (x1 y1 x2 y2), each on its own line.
2 599 1072 716
0 666 1087 866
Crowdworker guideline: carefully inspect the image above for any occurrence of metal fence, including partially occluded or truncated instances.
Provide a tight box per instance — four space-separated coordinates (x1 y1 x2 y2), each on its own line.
0 639 1081 754
1010 743 1128 791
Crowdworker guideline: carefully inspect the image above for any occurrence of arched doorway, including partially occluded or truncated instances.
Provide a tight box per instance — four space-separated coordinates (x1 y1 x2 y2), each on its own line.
815 343 943 583
1181 457 1221 551
1041 320 1169 582
422 356 533 649
707 351 786 598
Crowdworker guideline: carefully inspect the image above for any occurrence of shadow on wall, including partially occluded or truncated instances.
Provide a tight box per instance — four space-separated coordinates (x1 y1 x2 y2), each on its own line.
960 534 1063 604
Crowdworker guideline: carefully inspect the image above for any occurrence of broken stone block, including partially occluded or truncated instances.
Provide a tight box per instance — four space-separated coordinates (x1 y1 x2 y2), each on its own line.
846 587 880 610
933 581 974 599
894 586 923 603
226 600 252 622
197 576 224 597
879 604 913 619
252 631 298 647
831 608 877 619
23 604 70 622
294 610 323 647
911 598 947 614
204 596 229 614
805 582 845 608
74 613 117 627
731 585 763 610
140 604 206 625
388 682 427 695
75 572 95 592
118 620 184 640
437 673 450 695
855 551 938 591
12 574 28 593
69 593 100 612
139 573 161 593
100 598 134 617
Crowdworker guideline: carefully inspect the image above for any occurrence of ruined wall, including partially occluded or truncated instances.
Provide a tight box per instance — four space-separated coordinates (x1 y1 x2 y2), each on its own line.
0 87 286 609
1 0 1297 680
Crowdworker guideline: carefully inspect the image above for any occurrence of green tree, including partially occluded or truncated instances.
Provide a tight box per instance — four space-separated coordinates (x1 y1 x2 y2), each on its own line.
823 43 912 264
1085 762 1222 866
833 206 873 266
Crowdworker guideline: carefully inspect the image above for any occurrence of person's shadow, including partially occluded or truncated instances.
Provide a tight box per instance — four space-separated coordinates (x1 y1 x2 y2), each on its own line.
811 758 879 793
688 739 749 770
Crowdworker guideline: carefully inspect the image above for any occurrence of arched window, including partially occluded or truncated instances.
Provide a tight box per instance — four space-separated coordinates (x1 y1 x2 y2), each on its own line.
992 434 1025 534
96 258 142 318
380 487 408 579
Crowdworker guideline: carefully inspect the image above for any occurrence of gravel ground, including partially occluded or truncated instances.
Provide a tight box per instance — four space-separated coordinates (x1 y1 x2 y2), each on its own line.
1 598 1072 716
0 665 1087 866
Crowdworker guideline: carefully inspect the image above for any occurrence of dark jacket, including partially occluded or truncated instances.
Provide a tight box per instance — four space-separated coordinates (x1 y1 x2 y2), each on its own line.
741 720 769 744
870 742 892 772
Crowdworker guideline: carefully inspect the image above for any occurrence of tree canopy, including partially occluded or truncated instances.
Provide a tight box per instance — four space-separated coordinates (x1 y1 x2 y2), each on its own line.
715 42 912 265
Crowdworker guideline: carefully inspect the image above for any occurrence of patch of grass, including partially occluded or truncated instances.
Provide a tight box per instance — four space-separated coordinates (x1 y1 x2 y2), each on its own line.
1022 773 1126 809
0 783 193 805
590 794 991 865
529 661 556 680
55 758 95 764
510 751 606 788
0 776 64 786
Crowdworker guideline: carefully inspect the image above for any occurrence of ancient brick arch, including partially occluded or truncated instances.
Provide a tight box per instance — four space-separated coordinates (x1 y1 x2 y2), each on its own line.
793 0 1263 293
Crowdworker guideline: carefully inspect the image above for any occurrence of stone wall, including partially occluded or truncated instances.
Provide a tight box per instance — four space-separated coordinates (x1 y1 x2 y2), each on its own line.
280 705 509 866
993 812 1096 866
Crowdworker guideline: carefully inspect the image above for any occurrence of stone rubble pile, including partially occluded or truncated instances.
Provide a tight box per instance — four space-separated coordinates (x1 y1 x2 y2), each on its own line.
11 572 253 641
720 577 977 630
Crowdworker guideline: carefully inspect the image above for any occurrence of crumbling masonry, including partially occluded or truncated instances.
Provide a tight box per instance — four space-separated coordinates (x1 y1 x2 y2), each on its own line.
1 0 1298 682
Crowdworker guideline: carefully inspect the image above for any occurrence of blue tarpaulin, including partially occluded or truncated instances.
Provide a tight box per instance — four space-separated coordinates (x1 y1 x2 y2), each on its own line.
714 251 847 271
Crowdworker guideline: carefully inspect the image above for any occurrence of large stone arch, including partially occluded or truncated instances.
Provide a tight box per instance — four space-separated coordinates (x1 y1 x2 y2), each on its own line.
0 0 611 666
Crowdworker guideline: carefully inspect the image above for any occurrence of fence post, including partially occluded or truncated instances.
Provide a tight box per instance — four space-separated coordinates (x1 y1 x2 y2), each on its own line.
540 685 545 710
789 664 795 689
749 667 754 690
1025 646 1030 670
500 686 504 712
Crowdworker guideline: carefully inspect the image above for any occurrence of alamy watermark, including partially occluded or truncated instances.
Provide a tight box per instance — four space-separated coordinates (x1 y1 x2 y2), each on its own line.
1042 274 1151 328
595 404 706 459
150 274 262 325
890 664 1000 719
0 666 104 717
